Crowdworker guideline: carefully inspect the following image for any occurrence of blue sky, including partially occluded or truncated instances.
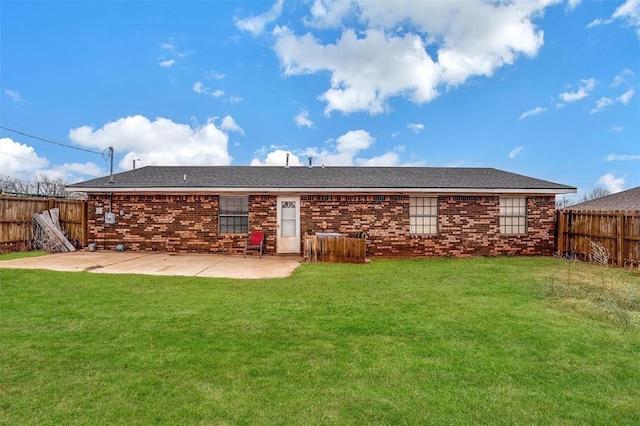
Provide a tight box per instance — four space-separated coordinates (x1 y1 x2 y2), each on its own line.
1 0 638 200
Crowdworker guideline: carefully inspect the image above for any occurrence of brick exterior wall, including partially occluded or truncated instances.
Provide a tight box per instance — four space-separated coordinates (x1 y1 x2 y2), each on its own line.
87 193 556 257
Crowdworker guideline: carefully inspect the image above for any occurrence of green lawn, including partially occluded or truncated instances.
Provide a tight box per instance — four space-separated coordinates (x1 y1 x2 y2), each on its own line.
1 257 639 425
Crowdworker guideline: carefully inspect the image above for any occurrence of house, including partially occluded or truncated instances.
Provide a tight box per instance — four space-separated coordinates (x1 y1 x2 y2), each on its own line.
557 187 640 267
67 166 576 258
562 186 640 212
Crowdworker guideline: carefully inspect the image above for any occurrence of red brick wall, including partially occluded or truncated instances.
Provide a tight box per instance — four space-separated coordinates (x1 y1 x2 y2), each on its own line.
87 193 556 257
300 194 556 257
87 194 276 255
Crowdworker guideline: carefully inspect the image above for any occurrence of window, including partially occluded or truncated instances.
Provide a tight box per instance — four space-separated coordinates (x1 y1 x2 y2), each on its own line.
500 197 527 235
410 197 438 235
219 196 248 234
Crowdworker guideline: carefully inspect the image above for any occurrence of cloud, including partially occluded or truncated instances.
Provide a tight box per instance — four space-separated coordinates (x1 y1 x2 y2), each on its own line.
509 146 524 159
251 129 412 166
226 95 244 104
159 59 175 68
519 106 547 119
610 125 624 132
590 89 633 114
558 78 596 102
250 149 301 166
604 153 640 161
220 115 245 135
211 89 225 98
193 81 208 94
159 38 193 68
294 110 314 128
407 123 424 134
4 89 26 104
236 0 284 35
586 0 640 34
590 97 614 114
597 172 624 193
611 69 633 87
0 137 49 180
617 88 635 104
205 70 226 80
566 0 581 10
69 115 233 170
0 137 103 183
586 18 608 29
612 0 640 35
271 0 553 115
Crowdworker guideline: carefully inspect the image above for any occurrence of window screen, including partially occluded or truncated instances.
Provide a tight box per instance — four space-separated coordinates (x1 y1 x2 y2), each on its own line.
500 197 527 235
409 197 438 235
219 196 248 234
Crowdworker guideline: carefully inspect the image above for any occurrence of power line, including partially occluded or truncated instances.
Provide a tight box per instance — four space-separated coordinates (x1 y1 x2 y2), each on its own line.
0 125 103 155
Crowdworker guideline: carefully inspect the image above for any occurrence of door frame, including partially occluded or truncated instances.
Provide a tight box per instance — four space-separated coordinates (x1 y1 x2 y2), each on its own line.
276 195 301 254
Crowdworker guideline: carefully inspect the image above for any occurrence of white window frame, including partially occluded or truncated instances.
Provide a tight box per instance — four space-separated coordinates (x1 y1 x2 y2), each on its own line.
410 197 438 235
500 197 527 235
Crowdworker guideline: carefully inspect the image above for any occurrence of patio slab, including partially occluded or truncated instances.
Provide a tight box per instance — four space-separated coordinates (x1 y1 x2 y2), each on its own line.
0 251 302 279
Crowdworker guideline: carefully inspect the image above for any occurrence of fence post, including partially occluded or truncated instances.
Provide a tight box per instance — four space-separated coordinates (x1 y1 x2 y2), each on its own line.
617 213 625 267
556 210 565 257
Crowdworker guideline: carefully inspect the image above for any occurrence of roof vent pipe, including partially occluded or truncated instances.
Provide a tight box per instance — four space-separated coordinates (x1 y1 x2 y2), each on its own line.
308 156 312 168
285 153 290 168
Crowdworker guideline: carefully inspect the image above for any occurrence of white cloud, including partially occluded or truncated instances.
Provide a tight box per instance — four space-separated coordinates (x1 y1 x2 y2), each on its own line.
211 90 225 98
586 18 607 29
294 110 314 128
220 115 245 135
205 70 226 80
272 0 555 115
4 89 26 104
590 96 614 114
566 0 581 10
597 172 625 193
226 95 244 104
558 78 596 102
611 69 633 87
509 146 524 158
251 129 411 166
587 0 640 34
250 149 301 166
610 125 624 132
69 115 233 170
193 81 208 94
519 106 547 119
159 59 175 68
612 0 640 35
604 154 640 161
0 137 103 183
236 0 284 35
617 88 635 104
407 123 424 134
0 137 49 180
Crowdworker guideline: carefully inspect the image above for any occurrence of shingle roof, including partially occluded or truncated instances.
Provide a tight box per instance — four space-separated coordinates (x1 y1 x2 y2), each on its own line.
563 186 640 212
67 166 576 193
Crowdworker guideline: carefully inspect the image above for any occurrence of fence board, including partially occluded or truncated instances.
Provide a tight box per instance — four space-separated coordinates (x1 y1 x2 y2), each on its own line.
0 195 87 253
557 209 640 268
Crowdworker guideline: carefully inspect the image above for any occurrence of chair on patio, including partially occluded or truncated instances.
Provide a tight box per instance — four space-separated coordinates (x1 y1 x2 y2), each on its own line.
244 231 265 258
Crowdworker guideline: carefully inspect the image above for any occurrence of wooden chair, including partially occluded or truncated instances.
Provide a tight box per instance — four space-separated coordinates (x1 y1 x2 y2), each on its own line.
244 231 265 258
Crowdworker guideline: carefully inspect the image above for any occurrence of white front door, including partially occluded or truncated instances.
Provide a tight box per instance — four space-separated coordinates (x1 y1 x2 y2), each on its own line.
276 196 300 254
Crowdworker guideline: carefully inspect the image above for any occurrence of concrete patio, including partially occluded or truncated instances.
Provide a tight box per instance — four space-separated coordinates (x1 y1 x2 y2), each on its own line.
0 251 303 279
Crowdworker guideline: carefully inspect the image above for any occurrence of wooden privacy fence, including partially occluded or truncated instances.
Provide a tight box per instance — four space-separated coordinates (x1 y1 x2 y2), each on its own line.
557 210 640 268
304 233 367 263
0 195 87 253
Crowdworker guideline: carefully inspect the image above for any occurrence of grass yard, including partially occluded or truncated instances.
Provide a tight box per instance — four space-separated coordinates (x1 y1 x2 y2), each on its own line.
1 257 639 425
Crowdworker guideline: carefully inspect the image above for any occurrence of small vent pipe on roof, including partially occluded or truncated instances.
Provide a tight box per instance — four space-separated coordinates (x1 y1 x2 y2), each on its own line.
308 156 313 168
285 152 290 168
